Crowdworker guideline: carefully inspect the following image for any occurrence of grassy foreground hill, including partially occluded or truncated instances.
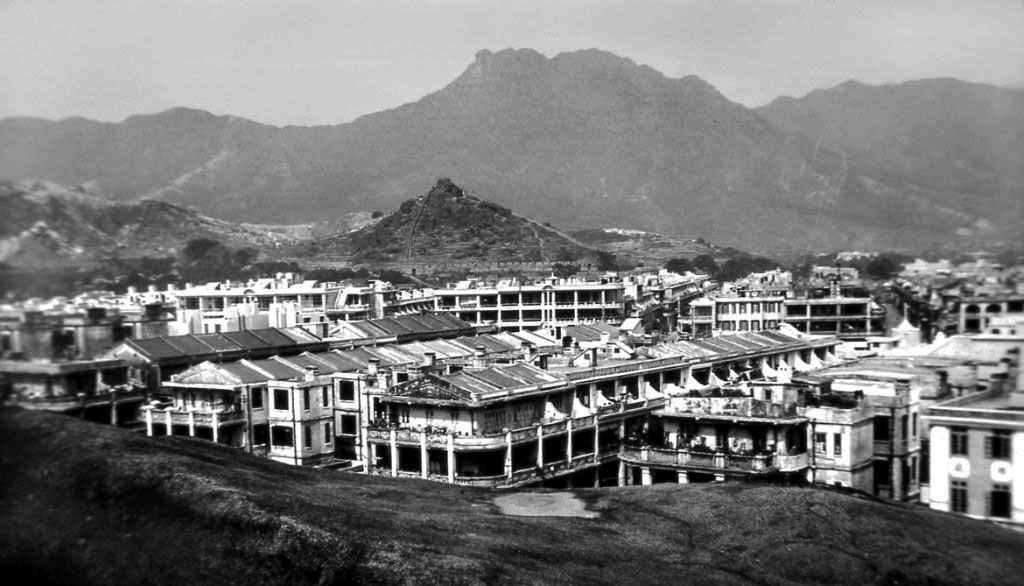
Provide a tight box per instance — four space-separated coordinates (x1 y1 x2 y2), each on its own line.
2 408 1022 585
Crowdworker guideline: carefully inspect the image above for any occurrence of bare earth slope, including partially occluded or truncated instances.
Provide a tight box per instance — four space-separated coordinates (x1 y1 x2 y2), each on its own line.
2 408 1022 585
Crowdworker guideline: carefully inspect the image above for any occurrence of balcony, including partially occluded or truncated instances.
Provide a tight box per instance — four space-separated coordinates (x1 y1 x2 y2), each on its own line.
621 446 783 474
662 397 801 420
160 408 247 427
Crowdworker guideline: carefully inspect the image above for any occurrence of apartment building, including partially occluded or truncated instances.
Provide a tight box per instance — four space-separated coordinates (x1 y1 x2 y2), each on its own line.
927 376 1024 525
687 295 785 337
172 274 437 337
432 271 708 333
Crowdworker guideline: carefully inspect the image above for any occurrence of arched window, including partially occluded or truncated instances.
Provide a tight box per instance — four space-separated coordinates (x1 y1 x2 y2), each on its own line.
965 304 980 314
986 303 1002 313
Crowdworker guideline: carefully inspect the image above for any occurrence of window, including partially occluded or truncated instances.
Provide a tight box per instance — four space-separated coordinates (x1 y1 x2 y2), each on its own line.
400 407 410 424
814 432 827 453
909 456 917 483
303 388 310 411
911 413 918 438
304 425 312 450
986 430 1012 459
339 380 356 402
340 414 358 435
253 423 269 446
991 484 1012 518
739 304 747 314
270 425 294 447
751 303 760 313
900 415 908 441
250 388 263 409
425 409 434 423
833 433 842 456
873 417 891 441
322 386 330 407
739 321 749 331
451 409 460 424
324 422 332 444
273 389 289 411
719 304 729 315
951 427 968 455
951 481 968 513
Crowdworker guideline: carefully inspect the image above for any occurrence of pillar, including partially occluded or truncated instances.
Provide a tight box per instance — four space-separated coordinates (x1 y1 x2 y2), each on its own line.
505 430 513 482
390 429 398 477
447 433 456 483
109 390 118 427
715 473 725 482
618 461 627 487
420 431 428 480
566 418 574 463
188 411 196 437
537 423 544 468
641 467 652 486
164 410 172 436
212 411 219 443
677 472 689 484
145 408 153 436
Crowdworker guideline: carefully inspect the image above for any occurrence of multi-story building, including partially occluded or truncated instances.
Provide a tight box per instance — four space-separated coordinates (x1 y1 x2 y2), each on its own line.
145 326 842 490
782 296 887 339
800 362 924 501
687 295 785 337
621 383 811 485
433 275 628 332
927 376 1024 525
172 274 437 337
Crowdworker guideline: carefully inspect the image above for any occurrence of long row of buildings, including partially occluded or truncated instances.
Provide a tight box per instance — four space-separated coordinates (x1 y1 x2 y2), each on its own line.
4 265 1024 529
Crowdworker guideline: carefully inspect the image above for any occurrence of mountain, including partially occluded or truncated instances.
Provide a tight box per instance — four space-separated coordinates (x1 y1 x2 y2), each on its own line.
5 407 1024 585
757 78 1024 239
2 50 1020 253
317 178 609 266
0 180 304 266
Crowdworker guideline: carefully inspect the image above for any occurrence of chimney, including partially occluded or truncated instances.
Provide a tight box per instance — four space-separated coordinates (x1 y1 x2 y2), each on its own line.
600 331 610 345
472 346 488 369
304 366 318 382
538 354 549 370
367 358 380 376
521 342 534 363
148 285 157 293
590 347 599 367
423 351 436 368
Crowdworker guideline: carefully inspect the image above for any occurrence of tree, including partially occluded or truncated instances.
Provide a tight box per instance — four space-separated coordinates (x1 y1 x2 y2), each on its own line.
551 263 579 279
692 254 718 276
864 256 902 280
665 257 693 274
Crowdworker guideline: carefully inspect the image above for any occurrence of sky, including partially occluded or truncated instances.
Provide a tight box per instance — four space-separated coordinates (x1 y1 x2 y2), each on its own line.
1 0 1022 127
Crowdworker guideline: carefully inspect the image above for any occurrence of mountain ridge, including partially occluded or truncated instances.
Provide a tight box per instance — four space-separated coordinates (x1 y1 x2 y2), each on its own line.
2 49 1020 253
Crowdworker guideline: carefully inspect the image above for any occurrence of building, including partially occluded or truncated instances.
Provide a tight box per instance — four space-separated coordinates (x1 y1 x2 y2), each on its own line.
328 313 477 348
432 271 708 334
171 274 438 337
103 327 327 392
927 376 1024 525
687 294 785 337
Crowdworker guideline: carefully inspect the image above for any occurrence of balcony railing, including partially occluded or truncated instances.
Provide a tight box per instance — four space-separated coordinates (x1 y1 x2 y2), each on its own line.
161 409 246 426
621 446 781 473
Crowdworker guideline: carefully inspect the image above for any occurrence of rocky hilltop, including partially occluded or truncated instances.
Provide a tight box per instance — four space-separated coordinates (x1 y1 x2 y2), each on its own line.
321 178 610 267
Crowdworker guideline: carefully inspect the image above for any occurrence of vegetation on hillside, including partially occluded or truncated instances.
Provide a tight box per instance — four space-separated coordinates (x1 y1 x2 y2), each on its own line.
3 408 1023 585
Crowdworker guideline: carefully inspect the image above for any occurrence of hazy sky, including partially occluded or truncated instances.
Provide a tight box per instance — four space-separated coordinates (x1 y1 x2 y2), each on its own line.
1 0 1022 126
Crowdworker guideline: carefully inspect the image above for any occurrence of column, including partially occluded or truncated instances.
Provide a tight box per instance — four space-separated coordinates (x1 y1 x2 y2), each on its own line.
188 411 196 437
212 412 219 443
641 467 652 486
566 418 574 463
164 410 172 436
618 460 626 487
447 433 455 483
678 471 689 484
420 431 428 480
1012 431 1024 523
145 408 153 436
109 389 118 427
390 429 398 477
537 423 545 468
505 430 513 482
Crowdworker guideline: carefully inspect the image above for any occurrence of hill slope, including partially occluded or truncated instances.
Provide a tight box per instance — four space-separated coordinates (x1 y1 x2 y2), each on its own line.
2 408 1023 585
2 51 1020 253
321 178 608 266
758 78 1024 239
0 180 305 266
